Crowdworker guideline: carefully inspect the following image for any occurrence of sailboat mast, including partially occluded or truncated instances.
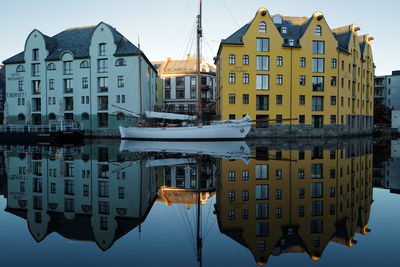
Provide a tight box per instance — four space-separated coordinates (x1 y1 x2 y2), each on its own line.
197 0 203 121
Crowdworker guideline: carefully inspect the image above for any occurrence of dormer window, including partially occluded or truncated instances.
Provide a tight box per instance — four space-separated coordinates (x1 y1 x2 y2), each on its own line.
16 65 25 72
80 60 90 68
288 39 294 46
47 63 56 71
281 27 287 34
315 25 322 36
99 43 106 56
259 22 266 33
115 58 126 66
32 49 39 61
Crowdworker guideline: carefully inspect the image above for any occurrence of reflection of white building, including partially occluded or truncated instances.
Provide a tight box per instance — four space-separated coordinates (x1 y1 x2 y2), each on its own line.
373 139 400 194
3 143 157 250
3 22 156 136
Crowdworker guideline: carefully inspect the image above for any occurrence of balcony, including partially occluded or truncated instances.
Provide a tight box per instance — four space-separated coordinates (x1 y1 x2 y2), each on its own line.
64 88 73 94
98 86 108 93
98 104 108 111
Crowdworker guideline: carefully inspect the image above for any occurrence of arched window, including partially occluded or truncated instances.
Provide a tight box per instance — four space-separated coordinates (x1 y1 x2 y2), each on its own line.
116 112 125 120
259 22 266 33
48 113 56 120
81 113 89 120
115 58 126 66
82 205 91 213
18 113 25 121
315 25 322 36
80 60 90 68
16 65 25 72
47 63 56 70
116 208 127 216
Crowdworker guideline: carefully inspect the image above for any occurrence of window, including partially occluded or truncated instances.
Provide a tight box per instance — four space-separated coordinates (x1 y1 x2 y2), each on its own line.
330 115 336 124
242 209 248 219
118 187 125 199
311 220 323 234
64 79 73 93
229 114 235 120
98 96 108 110
63 61 73 75
330 96 336 105
256 38 269 52
80 60 90 68
299 95 305 105
311 163 323 178
329 204 335 215
288 39 294 46
256 55 269 71
312 41 324 54
32 63 40 76
228 171 235 181
275 169 282 179
32 49 39 61
242 170 249 180
98 181 109 197
115 58 126 66
16 65 25 72
229 54 235 64
229 94 235 104
259 22 266 33
49 79 54 90
311 201 323 216
256 203 268 219
256 165 268 180
299 188 305 199
47 63 56 70
228 191 235 202
98 77 108 92
256 75 269 90
256 222 268 237
315 25 322 36
281 26 287 34
298 169 305 179
242 191 249 201
99 43 106 56
276 208 282 218
276 95 282 105
331 76 336 86
98 59 108 73
99 201 109 215
243 94 249 104
329 187 335 197
229 73 235 83
82 113 89 120
82 77 88 88
312 76 324 91
242 55 249 65
275 189 282 200
312 58 324 73
64 96 73 111
256 95 269 110
300 57 306 67
312 96 323 111
300 75 305 85
276 74 283 85
331 58 337 68
65 180 74 195
276 56 283 66
298 206 305 217
228 209 235 220
311 182 323 198
118 76 125 87
243 73 249 84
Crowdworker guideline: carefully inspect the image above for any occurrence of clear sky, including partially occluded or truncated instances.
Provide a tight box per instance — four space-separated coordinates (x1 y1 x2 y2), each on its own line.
0 0 398 75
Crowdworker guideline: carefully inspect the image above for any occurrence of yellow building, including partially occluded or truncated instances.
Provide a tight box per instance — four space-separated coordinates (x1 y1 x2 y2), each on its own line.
215 139 373 265
215 8 374 136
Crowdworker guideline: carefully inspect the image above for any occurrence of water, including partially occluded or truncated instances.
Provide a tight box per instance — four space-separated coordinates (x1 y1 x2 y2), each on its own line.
0 138 399 266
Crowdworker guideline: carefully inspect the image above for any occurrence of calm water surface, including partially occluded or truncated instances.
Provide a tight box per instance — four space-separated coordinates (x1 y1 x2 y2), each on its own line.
0 138 399 266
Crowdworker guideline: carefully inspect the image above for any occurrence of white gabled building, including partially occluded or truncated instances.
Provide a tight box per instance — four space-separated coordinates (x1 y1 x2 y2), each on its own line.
3 22 157 136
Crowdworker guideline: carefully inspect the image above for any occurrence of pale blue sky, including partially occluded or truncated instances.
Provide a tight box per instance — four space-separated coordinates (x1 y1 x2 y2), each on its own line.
0 0 397 75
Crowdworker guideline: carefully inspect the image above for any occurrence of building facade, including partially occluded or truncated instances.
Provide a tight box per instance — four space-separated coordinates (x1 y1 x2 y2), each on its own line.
152 56 216 120
374 71 400 110
215 8 374 137
0 65 5 122
3 22 157 136
216 138 373 265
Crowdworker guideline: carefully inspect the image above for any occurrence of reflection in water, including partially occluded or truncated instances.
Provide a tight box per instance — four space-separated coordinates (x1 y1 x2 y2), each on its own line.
215 138 373 265
0 139 377 265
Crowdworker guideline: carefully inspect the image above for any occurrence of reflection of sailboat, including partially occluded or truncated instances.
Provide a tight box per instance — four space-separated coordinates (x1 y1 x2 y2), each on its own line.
119 140 251 162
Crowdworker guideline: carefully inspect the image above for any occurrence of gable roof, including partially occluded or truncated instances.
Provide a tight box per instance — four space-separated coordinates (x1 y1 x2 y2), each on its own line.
3 22 157 72
332 25 352 53
221 23 251 45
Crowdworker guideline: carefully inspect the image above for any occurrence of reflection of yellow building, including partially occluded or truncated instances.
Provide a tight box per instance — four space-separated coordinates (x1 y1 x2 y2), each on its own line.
157 186 215 207
216 139 373 265
215 8 374 135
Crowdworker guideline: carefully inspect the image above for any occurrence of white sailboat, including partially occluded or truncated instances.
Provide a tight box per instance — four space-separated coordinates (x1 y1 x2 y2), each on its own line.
118 0 252 140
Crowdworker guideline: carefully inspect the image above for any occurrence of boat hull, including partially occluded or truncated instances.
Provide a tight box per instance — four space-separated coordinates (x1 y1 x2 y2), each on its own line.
119 122 251 140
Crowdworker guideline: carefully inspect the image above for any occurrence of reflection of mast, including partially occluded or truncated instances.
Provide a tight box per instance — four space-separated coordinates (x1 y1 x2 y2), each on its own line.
197 0 203 121
197 156 202 267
